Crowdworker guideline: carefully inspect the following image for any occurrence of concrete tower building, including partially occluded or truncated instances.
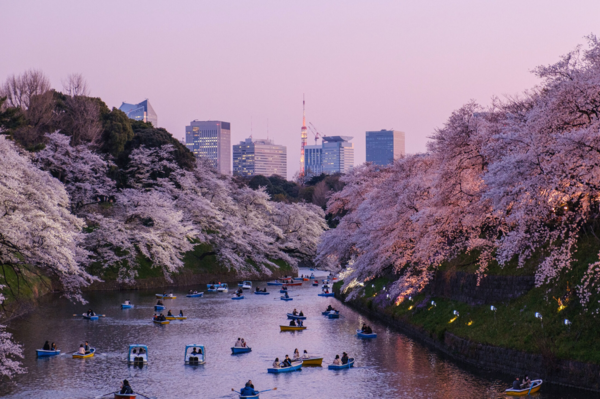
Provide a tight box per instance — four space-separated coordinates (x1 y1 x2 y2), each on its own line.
322 136 354 174
233 138 287 179
365 130 405 166
185 120 231 175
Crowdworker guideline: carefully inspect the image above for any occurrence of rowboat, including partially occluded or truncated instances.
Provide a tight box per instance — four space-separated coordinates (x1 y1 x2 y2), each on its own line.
254 291 270 295
238 281 252 289
231 346 252 354
153 319 169 325
318 293 335 297
267 281 283 286
127 344 148 365
121 303 134 309
72 348 95 359
82 313 99 320
184 344 206 365
154 305 165 311
239 394 258 399
322 310 332 315
280 325 306 331
356 329 377 338
301 357 323 366
280 296 293 301
312 282 319 286
155 294 176 299
505 380 543 396
165 315 187 320
232 295 245 300
283 282 302 286
36 349 60 357
327 312 340 319
293 277 304 281
279 289 289 293
287 313 306 320
217 283 229 293
114 394 137 399
328 358 355 370
207 286 218 292
268 360 302 373
186 292 204 298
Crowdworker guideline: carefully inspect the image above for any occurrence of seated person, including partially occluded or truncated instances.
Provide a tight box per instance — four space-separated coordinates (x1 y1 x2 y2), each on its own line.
333 354 341 365
256 287 260 292
299 310 304 316
124 300 130 305
188 290 193 294
263 288 267 292
190 347 198 361
521 376 532 389
292 309 298 315
282 355 292 367
284 292 290 298
179 310 184 317
120 380 133 395
512 377 521 390
43 341 50 350
193 290 198 294
327 305 333 311
272 357 280 368
84 341 90 353
167 310 173 316
293 348 300 359
341 352 349 364
297 320 303 327
241 339 247 347
78 344 85 355
303 350 310 359
51 342 57 351
157 300 163 306
289 319 297 327
240 381 258 397
234 338 242 347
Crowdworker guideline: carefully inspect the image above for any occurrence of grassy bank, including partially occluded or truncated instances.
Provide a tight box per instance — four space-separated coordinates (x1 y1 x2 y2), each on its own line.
338 234 600 365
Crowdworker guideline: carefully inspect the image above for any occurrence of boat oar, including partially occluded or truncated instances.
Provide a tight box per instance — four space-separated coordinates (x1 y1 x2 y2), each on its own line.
259 388 277 393
231 388 241 394
527 382 535 396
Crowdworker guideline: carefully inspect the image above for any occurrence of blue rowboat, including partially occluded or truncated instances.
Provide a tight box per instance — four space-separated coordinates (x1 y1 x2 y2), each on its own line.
328 312 340 319
82 314 99 320
232 296 245 300
322 311 331 315
254 291 270 295
267 281 283 286
36 349 61 357
293 277 304 281
121 303 133 309
287 313 306 320
328 358 355 370
279 289 290 293
318 293 335 297
155 305 165 311
280 296 293 301
268 360 302 373
231 346 252 354
356 329 377 338
186 292 204 298
310 268 315 271
312 283 319 286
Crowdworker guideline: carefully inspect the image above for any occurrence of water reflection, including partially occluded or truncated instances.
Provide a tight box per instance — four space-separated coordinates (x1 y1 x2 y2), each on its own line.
2 270 595 399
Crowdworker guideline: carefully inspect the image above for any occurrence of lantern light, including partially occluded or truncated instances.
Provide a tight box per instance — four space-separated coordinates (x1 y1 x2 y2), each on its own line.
453 310 459 316
408 296 412 301
564 319 572 326
431 301 436 306
490 305 497 311
535 312 542 320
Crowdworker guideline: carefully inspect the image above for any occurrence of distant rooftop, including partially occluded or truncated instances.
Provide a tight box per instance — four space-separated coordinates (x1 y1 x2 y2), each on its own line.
322 136 353 142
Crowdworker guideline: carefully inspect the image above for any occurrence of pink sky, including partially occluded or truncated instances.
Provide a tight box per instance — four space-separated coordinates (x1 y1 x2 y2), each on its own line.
2 1 600 177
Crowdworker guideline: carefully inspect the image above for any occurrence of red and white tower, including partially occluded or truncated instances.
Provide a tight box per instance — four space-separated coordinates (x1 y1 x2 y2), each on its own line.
300 95 308 178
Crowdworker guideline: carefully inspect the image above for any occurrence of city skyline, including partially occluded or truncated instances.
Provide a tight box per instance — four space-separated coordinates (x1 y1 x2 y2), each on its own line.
2 2 599 177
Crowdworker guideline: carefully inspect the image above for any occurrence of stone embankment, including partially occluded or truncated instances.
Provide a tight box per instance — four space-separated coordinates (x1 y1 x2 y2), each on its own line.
336 272 600 393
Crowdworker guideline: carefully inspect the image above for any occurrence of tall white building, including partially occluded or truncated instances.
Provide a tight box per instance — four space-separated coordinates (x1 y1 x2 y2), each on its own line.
233 138 287 179
185 120 231 175
322 136 354 174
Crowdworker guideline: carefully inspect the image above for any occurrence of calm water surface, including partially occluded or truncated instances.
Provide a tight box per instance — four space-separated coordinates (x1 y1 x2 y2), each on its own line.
2 269 595 399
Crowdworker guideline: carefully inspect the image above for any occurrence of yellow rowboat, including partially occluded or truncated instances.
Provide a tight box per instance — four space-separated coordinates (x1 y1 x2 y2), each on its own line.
165 316 187 320
155 294 176 299
280 325 307 332
505 380 542 396
301 357 323 366
153 320 170 325
72 348 95 359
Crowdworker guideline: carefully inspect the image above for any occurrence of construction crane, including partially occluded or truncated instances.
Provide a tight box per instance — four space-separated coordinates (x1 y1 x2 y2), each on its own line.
308 122 323 145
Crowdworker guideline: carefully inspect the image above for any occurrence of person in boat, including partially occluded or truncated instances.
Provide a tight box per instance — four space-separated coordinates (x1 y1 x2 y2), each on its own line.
240 381 258 397
303 349 310 359
120 380 134 395
234 338 242 347
333 354 341 366
51 342 57 351
43 341 50 350
179 310 184 317
341 352 349 365
521 375 532 389
324 289 330 294
292 309 298 316
78 344 85 355
289 319 297 327
162 291 167 296
293 348 300 359
158 313 166 321
167 310 173 316
256 286 260 292
157 300 163 306
297 319 304 327
284 291 290 299
282 286 288 291
84 341 90 353
193 290 198 294
327 305 334 312
282 355 292 367
272 357 280 368
299 310 304 317
188 289 193 294
512 377 521 390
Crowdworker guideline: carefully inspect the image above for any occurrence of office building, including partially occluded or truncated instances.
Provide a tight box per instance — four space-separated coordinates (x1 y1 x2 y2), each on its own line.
233 138 287 179
365 130 405 166
185 120 231 175
119 100 158 126
322 136 354 174
304 145 322 178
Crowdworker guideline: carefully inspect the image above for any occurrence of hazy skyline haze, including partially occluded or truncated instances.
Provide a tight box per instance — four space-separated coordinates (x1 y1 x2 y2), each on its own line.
2 1 600 176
